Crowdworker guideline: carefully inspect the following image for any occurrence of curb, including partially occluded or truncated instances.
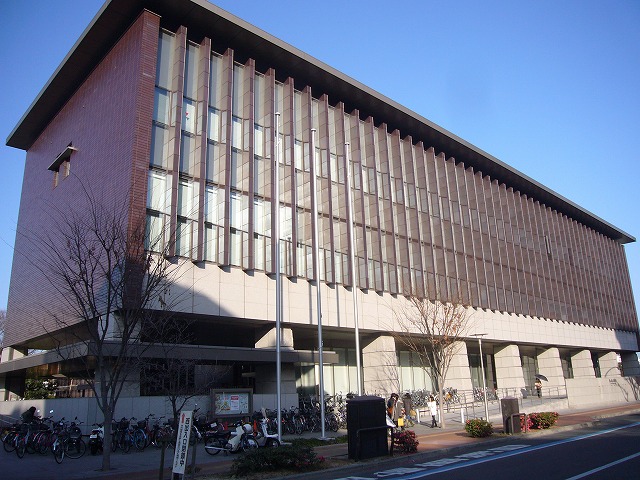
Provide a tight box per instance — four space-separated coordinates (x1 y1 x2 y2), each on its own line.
277 411 640 480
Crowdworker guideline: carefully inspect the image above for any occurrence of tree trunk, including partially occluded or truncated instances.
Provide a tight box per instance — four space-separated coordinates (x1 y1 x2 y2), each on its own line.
101 407 113 471
438 377 446 429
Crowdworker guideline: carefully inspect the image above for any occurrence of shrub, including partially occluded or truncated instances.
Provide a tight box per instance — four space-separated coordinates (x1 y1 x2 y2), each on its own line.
465 418 493 438
521 414 533 431
393 430 419 453
529 412 559 429
230 444 325 476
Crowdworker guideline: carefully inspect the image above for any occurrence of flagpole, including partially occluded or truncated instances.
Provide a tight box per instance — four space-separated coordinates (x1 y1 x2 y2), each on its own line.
345 143 362 395
311 129 327 438
274 112 282 442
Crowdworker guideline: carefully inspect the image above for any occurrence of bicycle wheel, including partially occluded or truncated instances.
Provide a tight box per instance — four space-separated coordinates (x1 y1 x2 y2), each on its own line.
327 416 339 432
122 434 132 453
25 435 37 455
133 429 146 450
36 432 51 455
3 432 16 453
241 436 258 452
53 440 64 464
204 436 223 456
65 437 86 459
265 438 280 448
16 436 26 458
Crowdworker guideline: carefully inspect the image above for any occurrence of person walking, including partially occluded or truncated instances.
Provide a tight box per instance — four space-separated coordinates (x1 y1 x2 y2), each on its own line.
427 395 438 428
535 379 542 398
387 393 399 424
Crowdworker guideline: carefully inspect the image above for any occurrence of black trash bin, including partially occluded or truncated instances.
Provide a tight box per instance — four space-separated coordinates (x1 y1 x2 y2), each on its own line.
346 395 388 460
501 397 521 434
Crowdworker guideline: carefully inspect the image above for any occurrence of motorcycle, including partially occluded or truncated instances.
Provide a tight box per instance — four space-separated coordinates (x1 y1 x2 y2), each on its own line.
254 418 280 448
88 422 104 455
204 420 258 455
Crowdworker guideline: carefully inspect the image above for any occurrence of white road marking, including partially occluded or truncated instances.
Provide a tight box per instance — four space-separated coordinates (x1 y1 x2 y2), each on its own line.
563 451 640 480
334 421 640 480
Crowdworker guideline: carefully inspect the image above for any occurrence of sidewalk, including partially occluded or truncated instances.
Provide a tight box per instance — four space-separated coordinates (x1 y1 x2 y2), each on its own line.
112 401 640 480
21 401 635 480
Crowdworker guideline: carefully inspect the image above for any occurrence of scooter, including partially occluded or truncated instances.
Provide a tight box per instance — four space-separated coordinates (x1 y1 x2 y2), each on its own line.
204 420 258 455
88 423 104 455
253 418 280 448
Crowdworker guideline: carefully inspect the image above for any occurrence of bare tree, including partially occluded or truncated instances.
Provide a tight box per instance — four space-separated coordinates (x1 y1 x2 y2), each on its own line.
31 191 180 471
141 316 228 428
394 294 473 428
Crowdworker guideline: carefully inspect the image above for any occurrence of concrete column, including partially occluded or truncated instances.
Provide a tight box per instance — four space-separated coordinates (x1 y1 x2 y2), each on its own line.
362 335 398 396
0 375 9 401
494 344 525 395
0 346 27 363
445 341 473 393
255 327 294 350
599 351 622 378
254 327 297 407
254 363 297 396
571 349 595 378
0 348 28 401
537 347 565 392
94 365 140 397
621 352 640 376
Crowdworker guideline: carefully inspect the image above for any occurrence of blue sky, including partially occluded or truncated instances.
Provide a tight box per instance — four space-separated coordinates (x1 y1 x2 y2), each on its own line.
1 1 638 322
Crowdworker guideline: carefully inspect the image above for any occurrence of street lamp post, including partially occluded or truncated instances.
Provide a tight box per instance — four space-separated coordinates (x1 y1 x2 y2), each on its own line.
471 333 489 421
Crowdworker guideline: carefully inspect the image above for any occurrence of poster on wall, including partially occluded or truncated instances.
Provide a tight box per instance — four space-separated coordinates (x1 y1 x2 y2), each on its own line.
212 389 252 417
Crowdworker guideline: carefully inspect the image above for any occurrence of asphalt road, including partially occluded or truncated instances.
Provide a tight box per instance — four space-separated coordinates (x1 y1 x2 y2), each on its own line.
0 439 227 480
297 413 640 480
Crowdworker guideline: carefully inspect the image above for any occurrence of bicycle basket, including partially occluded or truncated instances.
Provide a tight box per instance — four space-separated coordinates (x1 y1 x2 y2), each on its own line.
137 420 146 429
69 426 82 439
118 418 129 429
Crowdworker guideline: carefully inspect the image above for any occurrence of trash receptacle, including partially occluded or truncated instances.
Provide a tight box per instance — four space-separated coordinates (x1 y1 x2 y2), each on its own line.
501 397 521 434
347 395 388 460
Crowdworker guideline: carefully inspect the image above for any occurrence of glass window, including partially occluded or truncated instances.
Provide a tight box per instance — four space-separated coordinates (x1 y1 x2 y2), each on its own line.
255 124 264 158
208 108 220 142
145 212 164 252
294 140 303 170
205 185 220 225
156 31 175 90
183 99 196 134
154 88 171 125
183 43 199 100
232 116 243 150
204 224 218 262
177 180 193 218
176 218 191 257
150 124 169 168
147 170 167 213
206 141 218 182
179 133 195 175
209 53 222 107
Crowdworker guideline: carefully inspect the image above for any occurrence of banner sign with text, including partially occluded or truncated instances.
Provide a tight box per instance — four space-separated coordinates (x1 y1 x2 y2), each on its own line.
172 410 193 475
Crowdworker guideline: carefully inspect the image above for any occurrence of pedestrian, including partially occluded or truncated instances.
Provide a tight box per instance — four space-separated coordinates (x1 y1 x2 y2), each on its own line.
387 393 399 423
21 406 37 423
403 392 415 426
427 395 438 428
535 378 542 398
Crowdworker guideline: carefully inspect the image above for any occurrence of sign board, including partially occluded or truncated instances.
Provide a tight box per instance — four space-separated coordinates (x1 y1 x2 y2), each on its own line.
212 389 252 417
172 410 193 475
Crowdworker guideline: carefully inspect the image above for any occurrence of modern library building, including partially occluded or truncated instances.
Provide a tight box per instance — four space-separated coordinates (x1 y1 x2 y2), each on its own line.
2 0 638 411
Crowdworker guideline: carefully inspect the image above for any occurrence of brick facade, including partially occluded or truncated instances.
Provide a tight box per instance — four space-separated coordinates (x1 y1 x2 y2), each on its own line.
5 11 160 348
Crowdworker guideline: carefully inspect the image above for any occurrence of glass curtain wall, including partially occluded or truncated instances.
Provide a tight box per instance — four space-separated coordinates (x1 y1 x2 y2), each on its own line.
147 26 637 336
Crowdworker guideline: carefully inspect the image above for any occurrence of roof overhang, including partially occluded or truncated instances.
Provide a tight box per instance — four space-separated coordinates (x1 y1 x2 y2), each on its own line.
5 0 635 244
0 341 339 376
